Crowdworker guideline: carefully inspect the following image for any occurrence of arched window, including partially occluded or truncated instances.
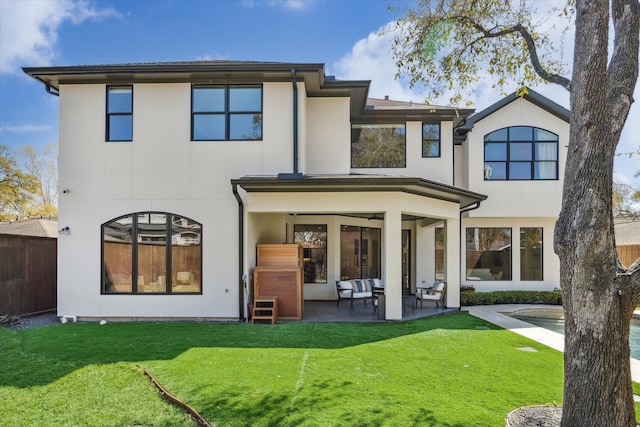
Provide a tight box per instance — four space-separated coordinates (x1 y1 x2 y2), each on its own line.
484 126 558 180
102 212 202 294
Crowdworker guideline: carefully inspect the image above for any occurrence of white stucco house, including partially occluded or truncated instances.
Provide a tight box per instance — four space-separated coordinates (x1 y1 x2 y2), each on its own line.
23 61 568 321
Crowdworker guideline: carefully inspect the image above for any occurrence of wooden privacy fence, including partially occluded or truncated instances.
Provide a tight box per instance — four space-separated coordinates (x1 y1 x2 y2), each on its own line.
0 234 56 316
618 245 640 269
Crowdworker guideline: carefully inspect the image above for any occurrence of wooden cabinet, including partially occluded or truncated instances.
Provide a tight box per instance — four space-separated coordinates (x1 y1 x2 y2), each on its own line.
257 244 303 267
254 266 303 320
254 244 303 320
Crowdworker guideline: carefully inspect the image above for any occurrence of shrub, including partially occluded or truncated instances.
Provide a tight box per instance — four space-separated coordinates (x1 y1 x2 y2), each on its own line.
460 290 562 306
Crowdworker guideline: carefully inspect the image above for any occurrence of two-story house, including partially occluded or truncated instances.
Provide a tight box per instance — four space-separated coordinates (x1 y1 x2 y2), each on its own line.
24 61 568 321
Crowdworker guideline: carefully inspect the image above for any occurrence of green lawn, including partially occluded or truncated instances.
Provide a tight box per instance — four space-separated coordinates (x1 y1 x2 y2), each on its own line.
1 314 569 426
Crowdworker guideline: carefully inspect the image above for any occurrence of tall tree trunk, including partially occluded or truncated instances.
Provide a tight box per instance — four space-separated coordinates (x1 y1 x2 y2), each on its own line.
554 1 640 425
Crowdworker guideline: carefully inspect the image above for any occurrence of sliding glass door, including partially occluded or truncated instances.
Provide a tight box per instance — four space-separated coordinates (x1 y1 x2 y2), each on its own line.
340 225 381 280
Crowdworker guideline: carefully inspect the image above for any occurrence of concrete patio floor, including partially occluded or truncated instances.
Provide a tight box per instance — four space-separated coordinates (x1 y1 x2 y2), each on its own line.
299 298 456 322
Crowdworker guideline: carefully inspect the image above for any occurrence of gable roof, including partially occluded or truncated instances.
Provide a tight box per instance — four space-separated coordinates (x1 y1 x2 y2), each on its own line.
454 87 570 142
0 218 58 238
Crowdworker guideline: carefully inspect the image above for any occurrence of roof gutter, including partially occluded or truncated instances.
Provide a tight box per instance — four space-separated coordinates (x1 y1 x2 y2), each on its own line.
45 84 59 97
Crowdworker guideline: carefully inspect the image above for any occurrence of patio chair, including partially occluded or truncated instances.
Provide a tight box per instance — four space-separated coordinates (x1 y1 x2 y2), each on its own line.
372 285 384 312
415 281 446 309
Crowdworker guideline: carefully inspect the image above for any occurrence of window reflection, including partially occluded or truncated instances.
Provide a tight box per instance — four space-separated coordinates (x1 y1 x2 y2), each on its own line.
192 85 262 141
294 224 327 284
521 228 543 280
351 124 406 168
465 228 512 281
106 86 132 141
101 213 202 294
484 127 558 181
171 216 202 293
103 215 133 293
340 225 381 280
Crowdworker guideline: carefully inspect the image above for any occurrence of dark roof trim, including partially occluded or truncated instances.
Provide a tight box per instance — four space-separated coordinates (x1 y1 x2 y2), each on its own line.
231 175 487 209
457 87 570 135
23 60 474 123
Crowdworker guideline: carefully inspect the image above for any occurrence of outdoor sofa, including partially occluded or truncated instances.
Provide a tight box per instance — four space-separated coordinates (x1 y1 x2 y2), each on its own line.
335 279 383 307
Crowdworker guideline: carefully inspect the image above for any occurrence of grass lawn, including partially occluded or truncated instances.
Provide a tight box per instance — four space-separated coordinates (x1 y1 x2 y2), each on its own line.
0 313 603 426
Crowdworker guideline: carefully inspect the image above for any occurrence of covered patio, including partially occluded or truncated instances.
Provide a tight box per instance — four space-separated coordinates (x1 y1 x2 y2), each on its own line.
232 174 486 322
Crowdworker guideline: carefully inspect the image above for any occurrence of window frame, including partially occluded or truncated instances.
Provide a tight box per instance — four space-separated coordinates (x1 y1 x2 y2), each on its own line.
520 227 543 281
294 224 328 284
465 227 512 281
434 227 444 281
106 85 133 142
340 225 382 280
191 84 263 141
422 123 441 158
350 123 407 168
483 126 558 181
101 212 203 295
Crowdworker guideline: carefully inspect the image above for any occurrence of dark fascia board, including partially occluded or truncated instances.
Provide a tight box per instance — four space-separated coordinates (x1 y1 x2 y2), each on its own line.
354 107 475 127
456 87 570 136
231 175 487 209
23 62 326 88
23 61 371 116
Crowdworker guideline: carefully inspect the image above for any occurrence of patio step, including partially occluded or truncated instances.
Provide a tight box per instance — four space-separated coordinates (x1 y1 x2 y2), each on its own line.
252 297 278 324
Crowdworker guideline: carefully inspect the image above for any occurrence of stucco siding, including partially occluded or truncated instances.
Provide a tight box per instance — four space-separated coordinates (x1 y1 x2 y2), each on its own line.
460 216 560 292
465 98 568 218
305 97 351 175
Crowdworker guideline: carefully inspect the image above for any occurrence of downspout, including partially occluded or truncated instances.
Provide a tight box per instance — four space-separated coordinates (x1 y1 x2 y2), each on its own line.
292 68 299 175
232 183 246 322
278 69 302 178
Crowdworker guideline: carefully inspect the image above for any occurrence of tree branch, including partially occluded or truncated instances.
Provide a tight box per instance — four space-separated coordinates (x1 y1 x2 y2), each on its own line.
606 0 640 143
626 258 640 304
452 15 572 89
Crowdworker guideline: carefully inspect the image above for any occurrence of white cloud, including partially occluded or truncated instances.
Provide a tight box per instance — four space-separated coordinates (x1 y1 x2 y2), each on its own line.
0 123 52 133
0 0 120 74
332 23 417 102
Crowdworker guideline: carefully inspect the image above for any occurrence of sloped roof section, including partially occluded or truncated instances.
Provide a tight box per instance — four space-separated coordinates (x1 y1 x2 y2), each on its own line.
0 218 58 238
456 87 570 138
615 220 640 246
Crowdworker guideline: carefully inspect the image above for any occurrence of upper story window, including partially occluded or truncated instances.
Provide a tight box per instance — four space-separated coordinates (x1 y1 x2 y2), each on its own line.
422 123 441 157
102 212 202 294
351 124 406 168
191 85 262 141
106 86 133 141
484 126 558 180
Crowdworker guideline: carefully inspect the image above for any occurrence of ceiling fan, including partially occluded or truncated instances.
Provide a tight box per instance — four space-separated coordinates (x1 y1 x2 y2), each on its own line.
367 213 384 220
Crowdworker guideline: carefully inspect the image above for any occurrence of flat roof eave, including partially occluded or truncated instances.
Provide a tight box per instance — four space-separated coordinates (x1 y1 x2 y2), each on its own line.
231 175 487 209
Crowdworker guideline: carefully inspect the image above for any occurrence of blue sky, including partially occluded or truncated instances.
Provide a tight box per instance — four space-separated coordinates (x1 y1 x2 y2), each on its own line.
0 0 637 184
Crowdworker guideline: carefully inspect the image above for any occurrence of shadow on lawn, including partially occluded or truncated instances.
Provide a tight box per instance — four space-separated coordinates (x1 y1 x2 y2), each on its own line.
0 313 499 388
190 378 467 427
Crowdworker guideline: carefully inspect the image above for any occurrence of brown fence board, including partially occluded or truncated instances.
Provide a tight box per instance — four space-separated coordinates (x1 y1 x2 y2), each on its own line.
617 245 640 269
0 235 56 316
